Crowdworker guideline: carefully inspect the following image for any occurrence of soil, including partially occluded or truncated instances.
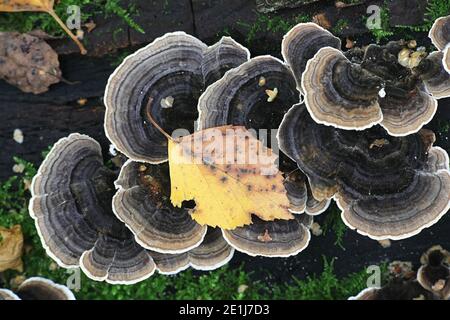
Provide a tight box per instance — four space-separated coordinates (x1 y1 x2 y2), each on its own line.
0 0 449 284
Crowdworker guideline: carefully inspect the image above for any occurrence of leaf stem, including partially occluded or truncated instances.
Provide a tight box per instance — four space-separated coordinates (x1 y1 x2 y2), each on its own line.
145 98 174 141
47 9 87 55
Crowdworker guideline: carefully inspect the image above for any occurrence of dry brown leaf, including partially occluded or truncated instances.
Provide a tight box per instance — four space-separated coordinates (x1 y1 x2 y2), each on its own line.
168 125 293 229
312 13 331 30
0 32 61 94
0 225 24 272
0 0 87 54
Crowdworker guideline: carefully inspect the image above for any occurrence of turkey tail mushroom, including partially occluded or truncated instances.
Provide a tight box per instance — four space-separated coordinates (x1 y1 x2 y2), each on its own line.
278 104 450 240
15 277 76 300
222 214 312 257
281 22 341 93
197 55 298 132
152 228 234 275
301 47 383 131
444 45 450 74
429 15 450 51
29 134 156 284
417 246 450 300
416 51 450 99
104 32 249 164
113 160 207 253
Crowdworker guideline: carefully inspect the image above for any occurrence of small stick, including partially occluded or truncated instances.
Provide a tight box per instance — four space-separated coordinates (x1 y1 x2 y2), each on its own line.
145 98 174 141
47 9 87 55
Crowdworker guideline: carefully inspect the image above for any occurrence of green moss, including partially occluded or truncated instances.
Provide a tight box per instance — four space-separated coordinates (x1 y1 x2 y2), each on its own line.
0 154 385 300
322 205 347 250
382 0 450 39
332 19 349 35
0 0 144 37
368 5 394 43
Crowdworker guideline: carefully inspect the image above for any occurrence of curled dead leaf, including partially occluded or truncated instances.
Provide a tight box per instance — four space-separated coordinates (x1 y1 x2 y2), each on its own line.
0 32 61 94
0 225 24 272
312 13 331 30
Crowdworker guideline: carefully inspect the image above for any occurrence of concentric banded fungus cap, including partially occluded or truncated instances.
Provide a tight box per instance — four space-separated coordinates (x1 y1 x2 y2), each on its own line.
222 214 312 257
152 228 234 275
278 104 450 240
0 289 19 300
197 55 298 132
29 133 156 284
377 87 437 136
15 277 75 300
281 22 341 93
349 281 434 300
416 51 450 99
104 32 250 164
113 160 207 253
302 47 383 130
417 246 450 300
429 15 450 51
362 42 439 136
284 170 330 215
444 45 450 73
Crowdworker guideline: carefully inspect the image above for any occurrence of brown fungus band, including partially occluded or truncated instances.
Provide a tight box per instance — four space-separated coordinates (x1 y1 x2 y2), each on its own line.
278 104 450 240
104 32 250 164
29 134 156 284
113 160 207 254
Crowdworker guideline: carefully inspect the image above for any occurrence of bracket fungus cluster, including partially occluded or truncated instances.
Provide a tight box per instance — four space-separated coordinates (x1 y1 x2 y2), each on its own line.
278 104 450 240
351 246 450 300
282 23 449 136
30 17 450 284
104 32 250 164
0 277 75 300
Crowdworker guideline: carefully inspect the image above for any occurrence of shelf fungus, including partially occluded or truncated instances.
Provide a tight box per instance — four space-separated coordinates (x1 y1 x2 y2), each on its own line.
0 277 75 300
222 214 312 257
281 22 341 93
280 22 447 136
429 15 450 51
284 170 330 215
416 51 450 99
113 160 207 253
197 55 298 132
417 246 450 300
29 134 157 284
278 104 450 240
104 32 250 164
151 228 234 274
444 44 450 74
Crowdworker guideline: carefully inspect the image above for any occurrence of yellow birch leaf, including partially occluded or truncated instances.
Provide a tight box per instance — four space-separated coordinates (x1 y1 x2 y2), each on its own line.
0 225 24 272
169 125 294 230
0 0 87 54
